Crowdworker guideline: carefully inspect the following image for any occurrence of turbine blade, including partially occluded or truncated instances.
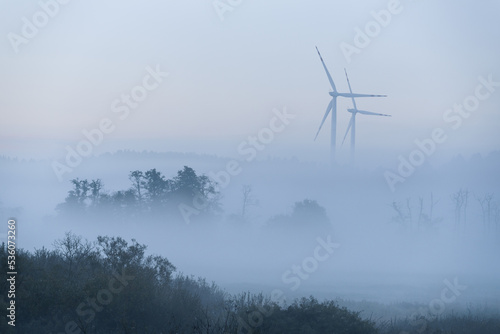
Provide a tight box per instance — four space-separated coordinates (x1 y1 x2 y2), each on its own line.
357 110 391 117
315 46 337 92
341 115 354 147
338 93 387 98
344 68 358 110
314 99 333 141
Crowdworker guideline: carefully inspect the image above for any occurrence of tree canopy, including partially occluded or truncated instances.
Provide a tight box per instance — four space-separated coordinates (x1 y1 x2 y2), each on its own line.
56 166 220 224
0 233 377 334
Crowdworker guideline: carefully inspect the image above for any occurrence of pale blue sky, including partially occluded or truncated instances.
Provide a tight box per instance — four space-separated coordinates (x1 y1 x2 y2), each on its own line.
1 0 499 166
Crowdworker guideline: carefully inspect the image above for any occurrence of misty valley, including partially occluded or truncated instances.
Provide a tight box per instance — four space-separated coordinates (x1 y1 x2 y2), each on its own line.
1 150 499 333
2 0 500 332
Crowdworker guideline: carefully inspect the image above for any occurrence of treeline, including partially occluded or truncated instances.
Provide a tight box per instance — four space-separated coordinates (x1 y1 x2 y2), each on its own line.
55 166 334 230
56 166 220 224
0 233 377 334
390 190 500 235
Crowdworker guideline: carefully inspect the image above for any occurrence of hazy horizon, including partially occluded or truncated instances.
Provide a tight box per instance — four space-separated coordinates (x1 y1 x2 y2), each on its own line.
1 1 500 166
1 1 499 332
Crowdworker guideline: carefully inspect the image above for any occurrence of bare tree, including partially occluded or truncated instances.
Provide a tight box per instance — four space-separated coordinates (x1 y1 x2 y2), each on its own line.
429 192 439 224
476 193 494 232
417 197 424 230
241 185 258 219
129 170 145 203
463 189 469 226
406 198 413 229
451 189 468 230
414 193 441 230
390 201 408 229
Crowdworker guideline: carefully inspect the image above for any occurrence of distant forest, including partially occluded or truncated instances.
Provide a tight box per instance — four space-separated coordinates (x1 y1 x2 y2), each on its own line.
56 166 221 224
53 164 499 237
54 165 333 230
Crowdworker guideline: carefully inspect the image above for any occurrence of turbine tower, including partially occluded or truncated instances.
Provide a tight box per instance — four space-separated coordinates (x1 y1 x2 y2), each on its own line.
341 68 391 165
314 47 386 165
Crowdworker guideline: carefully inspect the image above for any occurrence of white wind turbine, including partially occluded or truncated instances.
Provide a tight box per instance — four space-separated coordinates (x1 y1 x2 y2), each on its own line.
341 68 391 164
314 47 386 164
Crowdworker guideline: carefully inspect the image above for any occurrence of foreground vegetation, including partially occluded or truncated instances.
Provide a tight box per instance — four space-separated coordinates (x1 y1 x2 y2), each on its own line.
1 233 500 333
1 233 376 333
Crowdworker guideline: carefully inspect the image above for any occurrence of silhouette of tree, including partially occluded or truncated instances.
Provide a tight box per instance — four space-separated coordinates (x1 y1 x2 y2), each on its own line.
477 193 494 232
89 179 103 207
291 199 329 226
143 168 169 210
111 189 137 216
241 184 258 219
56 178 91 214
55 166 221 223
267 199 330 232
129 170 145 203
169 166 220 220
171 166 216 198
452 189 469 230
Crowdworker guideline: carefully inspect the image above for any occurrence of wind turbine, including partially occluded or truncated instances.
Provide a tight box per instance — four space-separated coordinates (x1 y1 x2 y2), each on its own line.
314 46 386 164
341 68 391 164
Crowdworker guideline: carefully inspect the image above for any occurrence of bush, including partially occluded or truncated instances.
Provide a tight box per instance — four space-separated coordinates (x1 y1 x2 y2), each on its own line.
2 233 382 333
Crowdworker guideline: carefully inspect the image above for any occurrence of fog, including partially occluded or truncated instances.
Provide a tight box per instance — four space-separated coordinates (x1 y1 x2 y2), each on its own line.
2 150 499 314
1 0 500 329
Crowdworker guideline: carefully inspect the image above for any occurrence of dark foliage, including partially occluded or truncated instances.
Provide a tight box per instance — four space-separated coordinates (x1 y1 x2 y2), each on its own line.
0 233 381 334
266 199 331 233
56 166 220 224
